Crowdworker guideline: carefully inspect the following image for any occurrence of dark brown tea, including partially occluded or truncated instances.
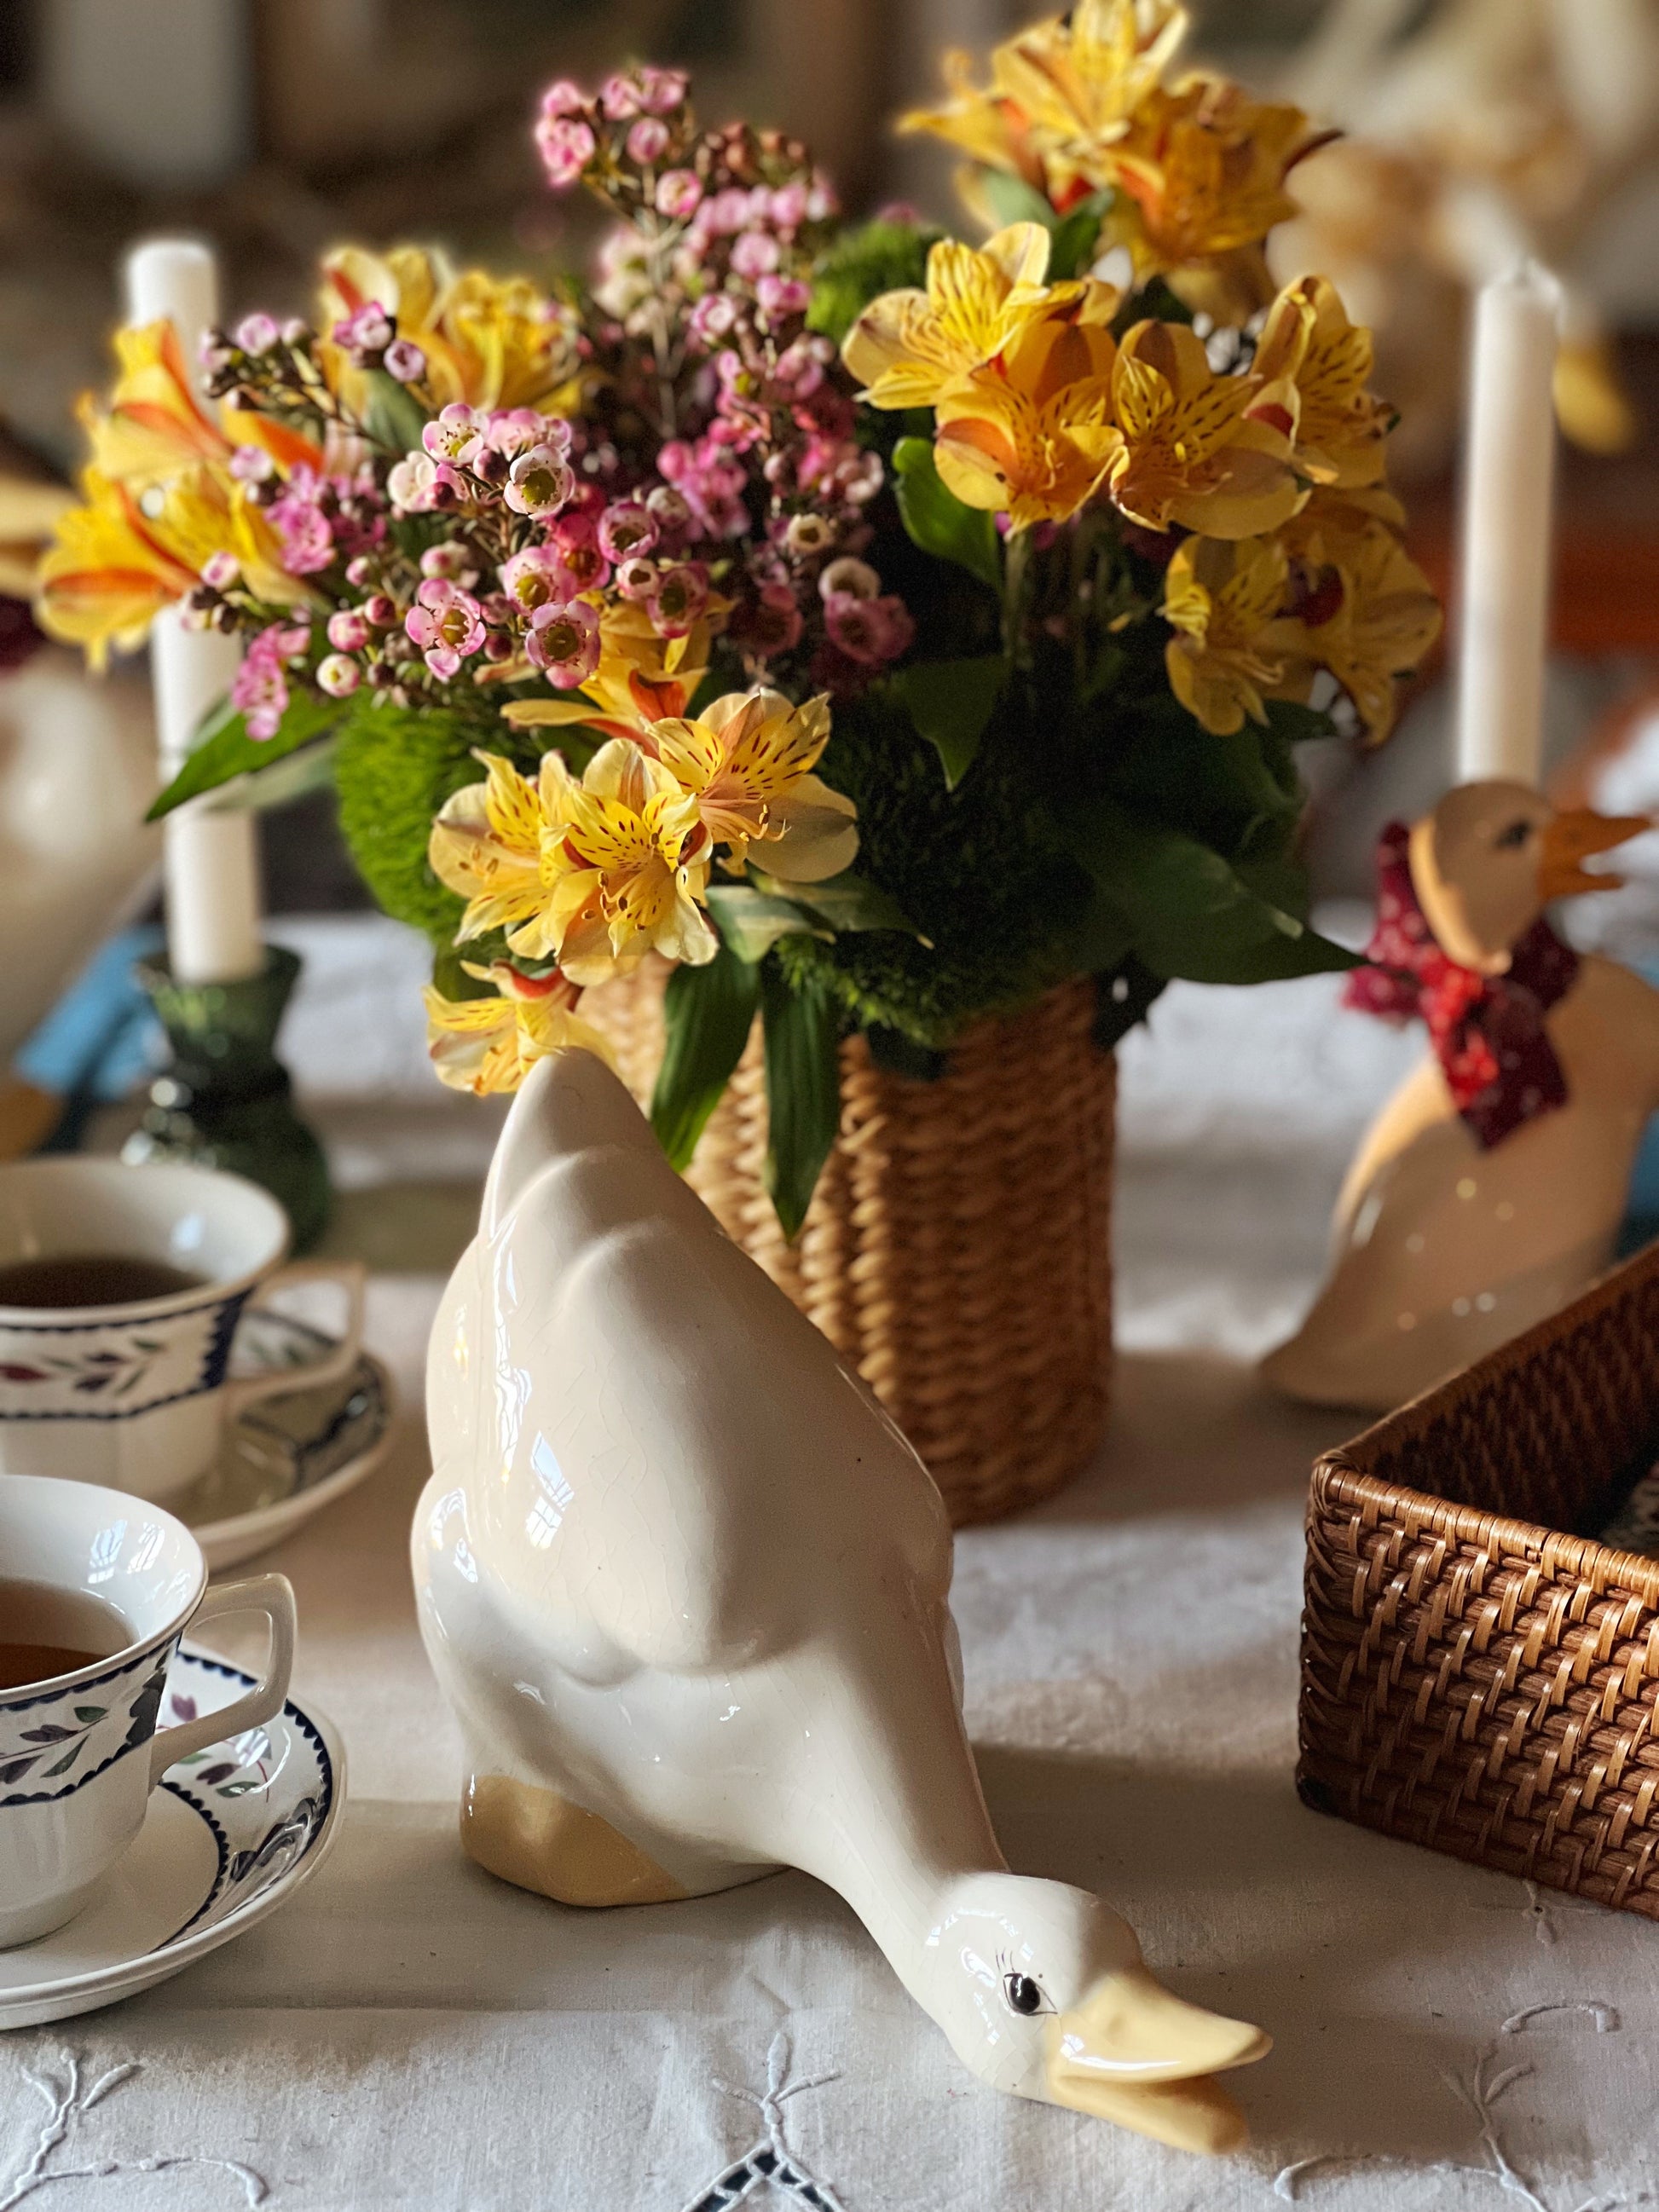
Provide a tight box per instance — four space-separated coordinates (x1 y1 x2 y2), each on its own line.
0 1253 210 1310
0 1579 131 1692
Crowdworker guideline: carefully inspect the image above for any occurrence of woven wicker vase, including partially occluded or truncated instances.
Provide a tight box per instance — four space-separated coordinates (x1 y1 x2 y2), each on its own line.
581 966 1115 1526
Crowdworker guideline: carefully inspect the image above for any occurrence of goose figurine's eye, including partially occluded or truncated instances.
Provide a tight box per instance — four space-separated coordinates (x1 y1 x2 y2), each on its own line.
1494 818 1534 850
1003 1972 1050 2018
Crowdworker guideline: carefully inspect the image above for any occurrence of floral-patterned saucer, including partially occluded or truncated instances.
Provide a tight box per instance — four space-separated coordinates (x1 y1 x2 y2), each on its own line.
0 1645 344 2029
176 1307 396 1570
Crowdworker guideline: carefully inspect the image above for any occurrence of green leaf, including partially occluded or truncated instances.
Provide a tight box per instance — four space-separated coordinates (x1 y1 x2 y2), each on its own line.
361 369 429 456
892 438 1002 595
1072 803 1361 985
199 731 341 814
977 170 1063 234
650 946 760 1171
147 688 343 820
1047 191 1114 281
750 866 926 940
705 882 830 963
892 655 1007 788
1263 698 1341 745
760 962 841 1240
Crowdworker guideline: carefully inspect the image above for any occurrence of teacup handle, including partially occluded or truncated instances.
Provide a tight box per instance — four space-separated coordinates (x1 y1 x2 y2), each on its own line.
224 1260 367 1422
149 1573 298 1785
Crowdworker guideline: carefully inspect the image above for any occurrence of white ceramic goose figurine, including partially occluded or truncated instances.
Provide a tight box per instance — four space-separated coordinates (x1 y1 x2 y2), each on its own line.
1263 779 1656 1411
414 1048 1269 2153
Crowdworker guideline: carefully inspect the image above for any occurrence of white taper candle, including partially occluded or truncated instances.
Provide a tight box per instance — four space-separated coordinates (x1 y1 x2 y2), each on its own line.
1454 260 1563 788
124 237 264 985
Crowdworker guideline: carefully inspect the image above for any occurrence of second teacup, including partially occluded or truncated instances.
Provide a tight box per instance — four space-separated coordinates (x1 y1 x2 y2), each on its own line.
0 1159 363 1502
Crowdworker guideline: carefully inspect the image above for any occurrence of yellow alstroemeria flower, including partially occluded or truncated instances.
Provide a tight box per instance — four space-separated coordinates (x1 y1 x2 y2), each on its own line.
841 223 1053 411
650 689 858 881
37 460 299 667
35 466 202 667
1279 525 1441 743
934 282 1120 529
428 749 563 945
320 245 581 414
533 740 717 985
1252 275 1393 492
1161 534 1296 735
1108 78 1322 277
424 962 613 1098
899 0 1189 210
1099 321 1304 539
1278 484 1407 570
78 319 323 496
500 598 723 743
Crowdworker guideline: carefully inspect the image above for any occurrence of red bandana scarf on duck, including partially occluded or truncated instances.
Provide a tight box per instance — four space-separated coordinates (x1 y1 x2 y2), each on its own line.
1342 820 1579 1150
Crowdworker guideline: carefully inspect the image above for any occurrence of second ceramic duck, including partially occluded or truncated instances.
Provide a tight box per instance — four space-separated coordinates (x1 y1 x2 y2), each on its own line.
414 1047 1269 2153
1264 778 1656 1409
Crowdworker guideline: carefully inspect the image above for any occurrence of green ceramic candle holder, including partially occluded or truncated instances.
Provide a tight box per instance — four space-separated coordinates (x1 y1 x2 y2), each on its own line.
121 944 331 1252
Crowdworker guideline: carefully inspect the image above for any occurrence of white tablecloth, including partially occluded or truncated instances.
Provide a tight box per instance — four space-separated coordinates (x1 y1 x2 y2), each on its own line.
7 919 1656 2212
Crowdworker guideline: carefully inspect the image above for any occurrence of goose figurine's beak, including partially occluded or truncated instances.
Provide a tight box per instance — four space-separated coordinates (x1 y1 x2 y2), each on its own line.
1043 1964 1270 2153
1538 806 1650 901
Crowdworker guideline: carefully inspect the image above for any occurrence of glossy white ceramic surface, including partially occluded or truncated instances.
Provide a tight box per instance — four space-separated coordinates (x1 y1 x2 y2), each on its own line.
0 1475 296 1946
1264 784 1659 1411
413 1049 1269 2152
0 1160 365 1499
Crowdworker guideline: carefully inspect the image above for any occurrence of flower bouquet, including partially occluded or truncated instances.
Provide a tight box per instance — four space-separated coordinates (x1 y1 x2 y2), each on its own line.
39 1 1438 1520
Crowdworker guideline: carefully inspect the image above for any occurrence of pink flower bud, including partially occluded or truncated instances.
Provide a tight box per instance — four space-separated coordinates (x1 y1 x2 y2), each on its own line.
537 115 596 188
317 653 361 697
656 169 702 220
327 609 370 651
234 313 280 354
626 118 669 164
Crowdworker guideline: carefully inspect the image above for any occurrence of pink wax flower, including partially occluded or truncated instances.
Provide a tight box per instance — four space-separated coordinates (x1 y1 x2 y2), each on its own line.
818 557 879 601
730 229 782 280
614 556 659 603
687 292 741 349
499 542 580 612
823 589 914 666
406 578 486 679
637 66 687 113
599 72 641 118
234 313 280 355
317 652 361 698
423 404 480 462
548 511 609 592
626 117 669 164
201 551 240 590
658 434 749 540
702 188 750 237
485 408 563 460
505 444 575 518
383 338 425 383
269 467 337 575
362 593 396 628
332 302 394 359
648 563 708 639
741 580 804 657
525 598 601 687
656 169 702 219
597 500 657 563
420 541 478 585
645 483 692 538
768 182 809 232
757 278 812 329
538 115 596 188
327 608 370 652
540 80 587 119
231 621 309 740
229 444 274 484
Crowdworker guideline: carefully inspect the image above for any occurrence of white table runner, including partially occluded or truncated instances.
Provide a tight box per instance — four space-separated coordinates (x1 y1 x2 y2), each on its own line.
7 921 1654 2212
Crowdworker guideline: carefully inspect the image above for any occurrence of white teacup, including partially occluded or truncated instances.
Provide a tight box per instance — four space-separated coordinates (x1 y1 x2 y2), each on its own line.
0 1472 297 1947
0 1159 364 1501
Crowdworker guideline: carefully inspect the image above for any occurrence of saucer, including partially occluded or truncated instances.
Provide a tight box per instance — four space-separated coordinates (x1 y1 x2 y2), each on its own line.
0 1644 344 2028
175 1307 396 1570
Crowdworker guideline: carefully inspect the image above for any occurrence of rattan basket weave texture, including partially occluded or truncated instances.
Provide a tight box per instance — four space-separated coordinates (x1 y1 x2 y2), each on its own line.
1299 1239 1659 1916
582 965 1116 1527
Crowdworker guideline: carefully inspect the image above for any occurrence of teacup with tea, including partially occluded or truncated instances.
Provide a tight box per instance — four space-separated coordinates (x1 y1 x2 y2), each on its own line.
0 1158 364 1502
0 1472 296 1947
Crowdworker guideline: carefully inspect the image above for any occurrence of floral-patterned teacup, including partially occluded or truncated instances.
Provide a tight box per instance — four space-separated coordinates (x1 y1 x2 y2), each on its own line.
0 1471 296 1946
0 1159 363 1501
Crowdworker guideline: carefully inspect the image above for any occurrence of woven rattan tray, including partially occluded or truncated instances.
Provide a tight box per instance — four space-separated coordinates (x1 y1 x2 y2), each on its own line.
1299 1238 1659 1916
